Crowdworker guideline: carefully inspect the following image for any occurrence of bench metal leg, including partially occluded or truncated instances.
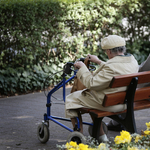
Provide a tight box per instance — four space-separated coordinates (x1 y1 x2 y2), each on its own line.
92 117 103 142
109 77 138 133
109 113 137 133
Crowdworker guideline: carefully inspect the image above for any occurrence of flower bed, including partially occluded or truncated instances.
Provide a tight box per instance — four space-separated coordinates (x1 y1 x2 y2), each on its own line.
57 122 150 150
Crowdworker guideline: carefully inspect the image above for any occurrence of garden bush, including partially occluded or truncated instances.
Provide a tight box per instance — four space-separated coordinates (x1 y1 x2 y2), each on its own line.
0 0 149 96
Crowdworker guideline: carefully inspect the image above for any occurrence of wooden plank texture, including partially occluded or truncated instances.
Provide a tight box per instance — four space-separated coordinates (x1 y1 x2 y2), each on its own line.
89 100 150 118
103 87 150 107
110 71 150 88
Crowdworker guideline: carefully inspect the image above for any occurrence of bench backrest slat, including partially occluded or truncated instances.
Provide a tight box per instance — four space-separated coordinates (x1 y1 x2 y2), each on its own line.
110 71 150 88
103 71 150 107
103 87 150 107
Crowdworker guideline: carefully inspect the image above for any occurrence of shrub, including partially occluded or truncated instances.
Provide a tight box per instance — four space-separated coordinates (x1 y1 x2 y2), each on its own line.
0 0 149 95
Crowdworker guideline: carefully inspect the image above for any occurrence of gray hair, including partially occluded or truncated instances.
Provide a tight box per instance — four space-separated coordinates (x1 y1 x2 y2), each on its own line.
110 46 126 54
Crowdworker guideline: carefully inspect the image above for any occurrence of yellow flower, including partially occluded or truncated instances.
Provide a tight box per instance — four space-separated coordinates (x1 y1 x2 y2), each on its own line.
114 130 132 144
134 135 141 143
114 135 124 144
79 143 89 150
98 143 107 148
66 142 71 149
146 122 150 130
120 130 132 143
127 146 139 150
70 141 77 148
69 148 76 150
144 130 150 135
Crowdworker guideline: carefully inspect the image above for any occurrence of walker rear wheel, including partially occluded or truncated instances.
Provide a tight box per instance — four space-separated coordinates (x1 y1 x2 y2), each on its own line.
67 131 86 144
37 123 49 143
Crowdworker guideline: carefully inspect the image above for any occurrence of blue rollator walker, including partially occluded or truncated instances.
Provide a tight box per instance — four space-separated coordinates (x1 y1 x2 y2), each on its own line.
37 58 108 144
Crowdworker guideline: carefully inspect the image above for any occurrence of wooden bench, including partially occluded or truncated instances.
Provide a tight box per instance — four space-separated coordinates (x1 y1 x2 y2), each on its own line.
79 71 150 141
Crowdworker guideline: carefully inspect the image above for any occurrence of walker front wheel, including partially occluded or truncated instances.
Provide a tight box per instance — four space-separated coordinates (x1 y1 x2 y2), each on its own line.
67 131 86 144
37 123 49 143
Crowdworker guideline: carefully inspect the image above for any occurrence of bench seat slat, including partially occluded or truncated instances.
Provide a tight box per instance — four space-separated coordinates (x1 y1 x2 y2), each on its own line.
79 100 150 118
103 87 150 107
110 71 150 88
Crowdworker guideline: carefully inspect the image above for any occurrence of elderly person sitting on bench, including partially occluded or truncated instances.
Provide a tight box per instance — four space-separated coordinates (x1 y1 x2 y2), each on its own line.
65 35 139 142
106 54 150 131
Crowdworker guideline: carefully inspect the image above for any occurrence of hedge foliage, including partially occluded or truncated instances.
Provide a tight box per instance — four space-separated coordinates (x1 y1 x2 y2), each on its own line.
0 0 149 95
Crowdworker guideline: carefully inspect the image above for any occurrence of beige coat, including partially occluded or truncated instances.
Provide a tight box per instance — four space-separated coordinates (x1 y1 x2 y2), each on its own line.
65 55 139 118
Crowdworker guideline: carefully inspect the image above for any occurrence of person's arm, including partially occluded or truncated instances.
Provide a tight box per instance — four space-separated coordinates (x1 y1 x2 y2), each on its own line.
76 64 114 91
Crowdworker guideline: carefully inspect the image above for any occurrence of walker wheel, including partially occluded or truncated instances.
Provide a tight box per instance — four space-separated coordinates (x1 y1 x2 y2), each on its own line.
67 131 86 144
88 121 108 136
37 123 49 143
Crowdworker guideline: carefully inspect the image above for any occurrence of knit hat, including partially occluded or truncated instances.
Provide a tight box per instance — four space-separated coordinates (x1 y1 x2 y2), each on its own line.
101 35 126 50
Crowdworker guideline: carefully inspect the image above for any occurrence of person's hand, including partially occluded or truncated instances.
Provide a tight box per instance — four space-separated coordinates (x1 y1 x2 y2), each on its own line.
87 54 101 64
74 61 85 69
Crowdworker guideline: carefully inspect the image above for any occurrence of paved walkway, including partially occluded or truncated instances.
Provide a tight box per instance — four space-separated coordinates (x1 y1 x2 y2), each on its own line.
0 87 150 150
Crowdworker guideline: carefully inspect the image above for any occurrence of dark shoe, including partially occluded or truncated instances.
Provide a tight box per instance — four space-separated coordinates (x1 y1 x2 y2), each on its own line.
106 120 125 131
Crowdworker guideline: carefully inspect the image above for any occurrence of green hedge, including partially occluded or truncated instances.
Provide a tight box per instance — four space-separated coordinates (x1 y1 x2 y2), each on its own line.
0 0 149 95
